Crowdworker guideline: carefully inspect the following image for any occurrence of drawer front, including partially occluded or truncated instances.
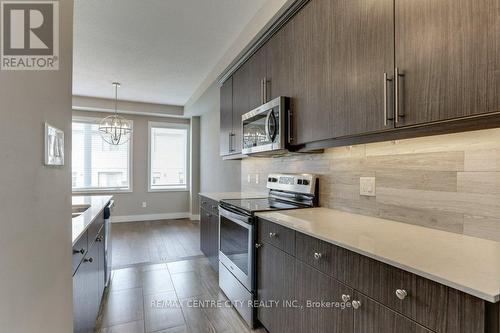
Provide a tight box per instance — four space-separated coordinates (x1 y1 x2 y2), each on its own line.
200 196 219 216
72 230 88 275
87 211 104 244
295 232 350 280
348 253 416 319
352 291 433 333
350 253 485 333
258 218 295 255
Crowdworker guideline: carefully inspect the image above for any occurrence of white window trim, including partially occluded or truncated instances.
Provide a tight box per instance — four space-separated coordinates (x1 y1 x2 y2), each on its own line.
148 121 190 193
72 116 134 194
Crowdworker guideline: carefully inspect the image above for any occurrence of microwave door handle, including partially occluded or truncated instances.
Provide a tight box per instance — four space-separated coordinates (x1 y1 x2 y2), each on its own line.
265 110 272 142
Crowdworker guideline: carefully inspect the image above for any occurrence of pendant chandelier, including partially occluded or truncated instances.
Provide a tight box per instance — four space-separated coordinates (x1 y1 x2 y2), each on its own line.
98 82 132 145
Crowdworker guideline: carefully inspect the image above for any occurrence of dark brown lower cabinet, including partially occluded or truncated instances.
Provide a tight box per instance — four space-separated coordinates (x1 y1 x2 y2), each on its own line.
257 242 296 333
200 204 219 272
208 212 219 272
353 292 432 333
256 218 494 333
295 260 353 333
200 207 211 256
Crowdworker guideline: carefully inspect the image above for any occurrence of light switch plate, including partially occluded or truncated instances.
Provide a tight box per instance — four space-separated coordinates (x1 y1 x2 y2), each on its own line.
360 177 376 197
142 202 147 208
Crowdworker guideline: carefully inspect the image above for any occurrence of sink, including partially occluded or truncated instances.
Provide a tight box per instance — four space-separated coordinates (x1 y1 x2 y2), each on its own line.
72 204 90 218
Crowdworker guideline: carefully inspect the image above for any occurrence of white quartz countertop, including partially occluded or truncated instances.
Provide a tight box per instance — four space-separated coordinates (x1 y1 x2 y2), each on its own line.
72 195 113 246
256 207 500 303
198 192 267 202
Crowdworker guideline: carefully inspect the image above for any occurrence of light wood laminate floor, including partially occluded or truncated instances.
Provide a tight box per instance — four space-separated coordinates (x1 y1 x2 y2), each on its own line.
97 257 266 333
112 219 203 269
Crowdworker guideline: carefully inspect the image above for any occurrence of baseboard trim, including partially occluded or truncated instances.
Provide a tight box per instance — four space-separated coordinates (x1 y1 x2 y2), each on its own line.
111 212 190 223
190 214 200 221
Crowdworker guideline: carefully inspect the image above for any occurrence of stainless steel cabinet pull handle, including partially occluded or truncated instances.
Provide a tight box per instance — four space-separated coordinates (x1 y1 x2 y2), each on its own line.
73 248 85 255
269 232 277 238
255 243 262 248
260 79 264 104
96 236 103 242
395 67 404 123
313 252 322 260
383 72 393 126
396 289 408 300
342 294 350 302
287 110 293 143
264 77 267 102
352 300 361 309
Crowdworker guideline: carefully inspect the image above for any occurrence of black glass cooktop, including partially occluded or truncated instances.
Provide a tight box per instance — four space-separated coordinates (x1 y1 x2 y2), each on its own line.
220 197 304 214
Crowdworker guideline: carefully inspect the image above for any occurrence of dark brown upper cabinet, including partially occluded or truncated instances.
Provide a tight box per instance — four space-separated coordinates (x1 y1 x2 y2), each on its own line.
220 77 233 156
331 0 395 137
289 0 333 144
266 21 294 102
231 47 267 154
394 0 500 127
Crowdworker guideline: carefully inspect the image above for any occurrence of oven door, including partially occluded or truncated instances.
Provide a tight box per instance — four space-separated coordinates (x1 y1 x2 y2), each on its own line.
218 206 254 291
242 97 286 155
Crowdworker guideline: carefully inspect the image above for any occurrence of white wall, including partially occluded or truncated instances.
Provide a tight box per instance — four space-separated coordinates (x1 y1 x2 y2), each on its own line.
0 1 74 332
190 83 241 193
73 111 191 220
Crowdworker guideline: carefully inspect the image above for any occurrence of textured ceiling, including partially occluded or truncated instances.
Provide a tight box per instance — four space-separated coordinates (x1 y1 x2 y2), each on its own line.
73 0 268 106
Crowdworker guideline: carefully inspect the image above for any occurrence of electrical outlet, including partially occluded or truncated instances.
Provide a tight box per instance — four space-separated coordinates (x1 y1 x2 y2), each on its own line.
247 174 251 183
360 177 376 197
142 202 147 208
255 174 259 184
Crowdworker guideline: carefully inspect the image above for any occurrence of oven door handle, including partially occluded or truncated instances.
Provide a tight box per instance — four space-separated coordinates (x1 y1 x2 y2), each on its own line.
219 206 252 226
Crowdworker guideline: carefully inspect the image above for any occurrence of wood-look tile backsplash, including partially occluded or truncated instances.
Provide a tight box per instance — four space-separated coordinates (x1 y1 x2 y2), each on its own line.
241 128 500 241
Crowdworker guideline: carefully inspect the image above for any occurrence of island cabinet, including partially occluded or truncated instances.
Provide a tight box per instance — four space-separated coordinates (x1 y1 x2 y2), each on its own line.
72 211 107 333
199 195 220 272
256 217 493 333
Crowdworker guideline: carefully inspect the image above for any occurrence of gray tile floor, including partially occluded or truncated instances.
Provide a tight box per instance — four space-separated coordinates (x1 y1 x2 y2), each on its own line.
111 219 203 269
97 258 266 333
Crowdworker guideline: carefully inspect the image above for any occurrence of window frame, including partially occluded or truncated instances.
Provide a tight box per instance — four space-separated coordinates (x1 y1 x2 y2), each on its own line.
71 116 134 194
148 121 190 193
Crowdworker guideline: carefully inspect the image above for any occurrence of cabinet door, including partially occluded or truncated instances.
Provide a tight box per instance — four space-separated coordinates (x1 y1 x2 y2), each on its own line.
208 213 219 272
353 292 432 333
73 244 99 333
73 260 88 333
257 243 296 333
289 0 333 144
295 260 354 333
331 0 395 137
200 208 211 257
266 21 294 101
232 47 266 153
395 0 498 126
220 77 233 156
97 228 105 300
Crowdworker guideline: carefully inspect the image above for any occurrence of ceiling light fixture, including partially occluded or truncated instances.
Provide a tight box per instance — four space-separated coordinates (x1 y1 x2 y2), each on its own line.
98 82 132 145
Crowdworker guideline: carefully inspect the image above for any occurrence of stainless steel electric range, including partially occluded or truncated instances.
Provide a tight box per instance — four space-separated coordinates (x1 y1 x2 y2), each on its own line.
218 173 319 328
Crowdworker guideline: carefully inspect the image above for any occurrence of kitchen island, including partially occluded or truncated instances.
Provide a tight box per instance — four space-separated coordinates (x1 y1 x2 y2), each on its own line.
72 195 113 333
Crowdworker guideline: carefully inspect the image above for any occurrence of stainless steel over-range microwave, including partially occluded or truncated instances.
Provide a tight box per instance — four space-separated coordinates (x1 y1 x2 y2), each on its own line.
241 96 291 155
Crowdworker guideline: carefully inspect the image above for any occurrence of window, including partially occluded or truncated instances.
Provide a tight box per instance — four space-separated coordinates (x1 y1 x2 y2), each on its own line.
149 122 189 191
72 117 132 192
